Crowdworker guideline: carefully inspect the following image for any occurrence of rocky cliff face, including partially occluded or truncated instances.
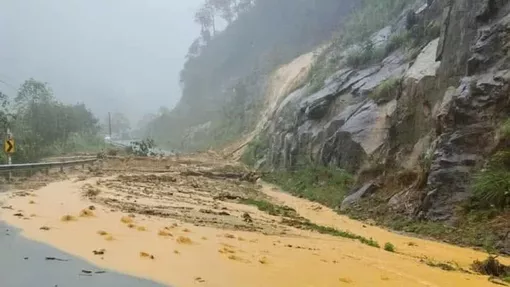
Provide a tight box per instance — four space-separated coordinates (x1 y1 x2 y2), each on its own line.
252 0 510 223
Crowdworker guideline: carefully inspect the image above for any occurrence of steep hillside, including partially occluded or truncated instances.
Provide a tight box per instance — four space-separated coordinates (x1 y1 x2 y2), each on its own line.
223 49 318 160
147 0 358 151
241 0 510 253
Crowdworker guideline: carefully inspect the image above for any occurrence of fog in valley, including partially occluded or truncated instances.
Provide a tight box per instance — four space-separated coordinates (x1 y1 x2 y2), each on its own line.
0 0 202 123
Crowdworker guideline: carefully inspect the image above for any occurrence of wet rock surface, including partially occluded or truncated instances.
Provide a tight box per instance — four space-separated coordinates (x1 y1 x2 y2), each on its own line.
341 183 379 211
265 48 408 172
255 0 510 224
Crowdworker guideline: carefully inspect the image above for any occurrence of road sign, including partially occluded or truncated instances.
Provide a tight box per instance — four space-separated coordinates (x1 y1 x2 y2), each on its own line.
4 139 14 153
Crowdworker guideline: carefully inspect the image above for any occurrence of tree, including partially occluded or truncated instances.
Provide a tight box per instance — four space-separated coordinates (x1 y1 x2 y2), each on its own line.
194 3 215 37
15 78 54 113
209 0 235 24
11 79 100 161
233 0 254 15
0 91 13 132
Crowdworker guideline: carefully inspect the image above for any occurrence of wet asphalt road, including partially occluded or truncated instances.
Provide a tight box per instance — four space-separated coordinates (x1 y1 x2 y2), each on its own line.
0 221 167 287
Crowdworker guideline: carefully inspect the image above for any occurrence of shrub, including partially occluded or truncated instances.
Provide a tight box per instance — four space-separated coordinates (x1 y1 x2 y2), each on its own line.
500 119 510 140
345 41 387 69
370 77 401 103
339 0 409 46
472 169 510 209
384 242 396 252
385 32 411 55
241 135 269 166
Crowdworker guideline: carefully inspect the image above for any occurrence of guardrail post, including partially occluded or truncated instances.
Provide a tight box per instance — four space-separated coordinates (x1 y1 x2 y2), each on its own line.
8 154 11 181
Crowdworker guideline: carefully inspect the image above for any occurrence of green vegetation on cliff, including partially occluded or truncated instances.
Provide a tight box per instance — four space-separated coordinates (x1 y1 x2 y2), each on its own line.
146 0 359 151
338 0 408 47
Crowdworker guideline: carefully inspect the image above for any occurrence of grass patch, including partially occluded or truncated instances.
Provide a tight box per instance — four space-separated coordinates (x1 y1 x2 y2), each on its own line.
346 198 502 251
471 150 510 209
370 77 402 103
472 169 510 209
239 198 298 218
282 218 380 248
425 260 456 271
384 242 396 252
264 165 354 208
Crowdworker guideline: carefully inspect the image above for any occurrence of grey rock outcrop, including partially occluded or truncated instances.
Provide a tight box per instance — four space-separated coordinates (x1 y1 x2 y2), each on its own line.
413 0 510 220
341 182 379 211
258 0 510 223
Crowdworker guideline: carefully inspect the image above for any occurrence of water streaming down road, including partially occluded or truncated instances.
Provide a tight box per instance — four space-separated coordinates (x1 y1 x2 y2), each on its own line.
0 155 507 287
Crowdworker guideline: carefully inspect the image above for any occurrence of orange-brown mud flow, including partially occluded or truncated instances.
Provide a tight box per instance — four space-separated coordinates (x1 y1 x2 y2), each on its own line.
0 155 507 287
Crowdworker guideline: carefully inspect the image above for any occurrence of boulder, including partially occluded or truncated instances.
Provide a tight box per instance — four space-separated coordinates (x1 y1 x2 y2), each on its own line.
341 182 379 211
306 98 332 120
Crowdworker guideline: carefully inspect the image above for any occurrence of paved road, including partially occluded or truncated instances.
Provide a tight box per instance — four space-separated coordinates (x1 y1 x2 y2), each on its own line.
0 221 166 287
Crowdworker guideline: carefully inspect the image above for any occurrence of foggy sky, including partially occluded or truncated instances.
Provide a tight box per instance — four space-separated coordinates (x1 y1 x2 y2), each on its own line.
0 0 202 123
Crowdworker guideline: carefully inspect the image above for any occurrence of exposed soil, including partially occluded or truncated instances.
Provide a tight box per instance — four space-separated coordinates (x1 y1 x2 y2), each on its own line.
0 154 508 287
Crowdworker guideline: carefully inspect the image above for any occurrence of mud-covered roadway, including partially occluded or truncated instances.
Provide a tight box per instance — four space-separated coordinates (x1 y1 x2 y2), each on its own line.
87 155 289 236
0 153 508 287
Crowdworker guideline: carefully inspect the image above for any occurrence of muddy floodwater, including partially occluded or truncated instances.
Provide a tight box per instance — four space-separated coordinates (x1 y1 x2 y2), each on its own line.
0 155 507 287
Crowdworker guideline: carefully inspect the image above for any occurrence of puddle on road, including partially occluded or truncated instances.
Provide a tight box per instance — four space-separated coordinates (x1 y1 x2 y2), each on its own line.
0 157 505 287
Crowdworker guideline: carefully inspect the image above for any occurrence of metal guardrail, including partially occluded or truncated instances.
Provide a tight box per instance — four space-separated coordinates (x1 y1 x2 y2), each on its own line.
0 158 97 172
